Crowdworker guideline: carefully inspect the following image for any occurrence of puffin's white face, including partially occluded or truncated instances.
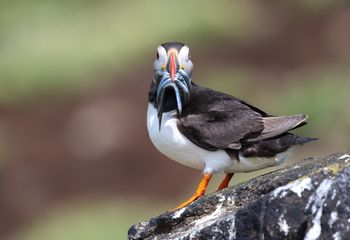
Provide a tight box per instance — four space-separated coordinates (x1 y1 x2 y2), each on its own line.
153 45 193 77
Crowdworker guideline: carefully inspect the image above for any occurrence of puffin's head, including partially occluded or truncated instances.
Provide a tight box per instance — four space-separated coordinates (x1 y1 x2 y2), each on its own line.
151 42 193 130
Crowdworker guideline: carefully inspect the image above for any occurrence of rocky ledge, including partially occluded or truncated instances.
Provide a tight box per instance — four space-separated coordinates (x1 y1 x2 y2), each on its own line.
128 152 350 240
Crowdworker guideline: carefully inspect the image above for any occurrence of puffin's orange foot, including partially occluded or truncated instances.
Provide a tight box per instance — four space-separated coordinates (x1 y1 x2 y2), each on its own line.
217 173 234 191
172 193 202 210
171 173 212 211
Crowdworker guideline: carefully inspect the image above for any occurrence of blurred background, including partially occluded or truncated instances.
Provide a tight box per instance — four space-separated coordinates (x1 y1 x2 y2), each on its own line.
0 0 350 239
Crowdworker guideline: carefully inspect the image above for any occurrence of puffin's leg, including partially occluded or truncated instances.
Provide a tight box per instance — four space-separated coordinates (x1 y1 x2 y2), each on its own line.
217 173 234 191
173 173 212 210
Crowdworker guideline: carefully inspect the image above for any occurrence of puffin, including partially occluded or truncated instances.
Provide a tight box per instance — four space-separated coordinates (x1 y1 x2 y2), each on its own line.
147 42 315 209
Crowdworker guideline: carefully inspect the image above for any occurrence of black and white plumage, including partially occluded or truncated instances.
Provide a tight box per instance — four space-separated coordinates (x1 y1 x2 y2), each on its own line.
147 42 316 208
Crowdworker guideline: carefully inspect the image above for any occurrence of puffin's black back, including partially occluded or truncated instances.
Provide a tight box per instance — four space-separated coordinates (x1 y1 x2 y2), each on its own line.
177 85 316 157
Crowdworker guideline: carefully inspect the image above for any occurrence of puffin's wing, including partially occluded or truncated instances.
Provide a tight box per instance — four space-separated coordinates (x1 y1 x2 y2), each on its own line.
246 114 308 142
177 89 265 151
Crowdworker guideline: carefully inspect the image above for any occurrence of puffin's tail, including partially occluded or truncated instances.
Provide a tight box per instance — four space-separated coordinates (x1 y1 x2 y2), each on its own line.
240 133 317 158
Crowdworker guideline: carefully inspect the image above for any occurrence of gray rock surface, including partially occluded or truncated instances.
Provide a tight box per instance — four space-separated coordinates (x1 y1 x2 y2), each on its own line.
128 152 350 240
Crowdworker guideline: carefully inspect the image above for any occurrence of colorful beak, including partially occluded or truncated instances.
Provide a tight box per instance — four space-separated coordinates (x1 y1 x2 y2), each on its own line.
167 51 179 81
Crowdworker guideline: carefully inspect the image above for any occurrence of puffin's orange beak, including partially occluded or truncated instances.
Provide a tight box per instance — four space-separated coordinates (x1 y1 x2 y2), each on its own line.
167 50 179 81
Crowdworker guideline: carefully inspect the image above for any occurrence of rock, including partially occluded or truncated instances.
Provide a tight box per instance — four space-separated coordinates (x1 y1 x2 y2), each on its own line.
128 152 350 240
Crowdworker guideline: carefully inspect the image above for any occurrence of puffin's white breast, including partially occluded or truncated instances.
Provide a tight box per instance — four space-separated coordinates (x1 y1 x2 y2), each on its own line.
147 104 233 173
146 104 290 173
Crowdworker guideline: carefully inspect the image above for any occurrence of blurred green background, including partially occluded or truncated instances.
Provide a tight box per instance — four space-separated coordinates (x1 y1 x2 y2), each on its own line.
1 1 349 239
